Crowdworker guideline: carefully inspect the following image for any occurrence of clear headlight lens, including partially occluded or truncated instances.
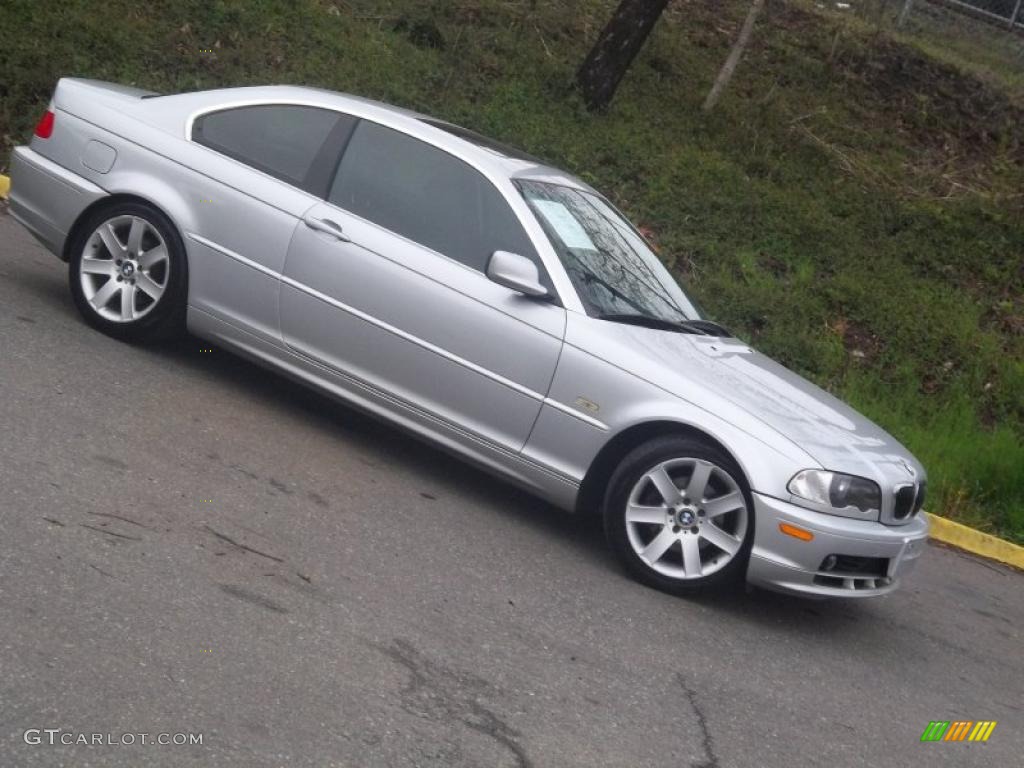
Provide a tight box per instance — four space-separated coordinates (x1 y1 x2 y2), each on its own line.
788 470 881 517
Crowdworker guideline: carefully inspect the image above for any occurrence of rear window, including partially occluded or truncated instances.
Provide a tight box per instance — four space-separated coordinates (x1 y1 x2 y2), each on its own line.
192 104 356 195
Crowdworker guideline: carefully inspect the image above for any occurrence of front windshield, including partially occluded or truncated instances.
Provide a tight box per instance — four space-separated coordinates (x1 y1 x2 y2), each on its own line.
517 180 701 322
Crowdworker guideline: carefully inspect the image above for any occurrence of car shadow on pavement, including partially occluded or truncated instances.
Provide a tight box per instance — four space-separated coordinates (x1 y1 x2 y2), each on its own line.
147 333 607 534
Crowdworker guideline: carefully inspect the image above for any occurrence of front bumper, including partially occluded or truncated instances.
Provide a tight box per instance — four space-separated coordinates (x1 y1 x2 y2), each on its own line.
746 492 929 598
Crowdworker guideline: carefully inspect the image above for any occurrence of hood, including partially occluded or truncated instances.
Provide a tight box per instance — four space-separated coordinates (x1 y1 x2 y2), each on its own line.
568 317 925 491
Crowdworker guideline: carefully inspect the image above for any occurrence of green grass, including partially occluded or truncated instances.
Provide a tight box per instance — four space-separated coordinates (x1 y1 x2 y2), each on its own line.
804 0 1024 106
1 0 1021 541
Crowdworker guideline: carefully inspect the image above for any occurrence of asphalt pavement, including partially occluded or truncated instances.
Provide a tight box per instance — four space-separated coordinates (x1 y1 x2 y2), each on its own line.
1 210 1021 767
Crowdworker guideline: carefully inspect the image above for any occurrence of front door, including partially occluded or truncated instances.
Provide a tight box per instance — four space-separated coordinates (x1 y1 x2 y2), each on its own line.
280 119 565 453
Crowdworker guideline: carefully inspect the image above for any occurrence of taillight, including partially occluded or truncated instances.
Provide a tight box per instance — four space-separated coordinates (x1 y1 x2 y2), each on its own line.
34 109 55 139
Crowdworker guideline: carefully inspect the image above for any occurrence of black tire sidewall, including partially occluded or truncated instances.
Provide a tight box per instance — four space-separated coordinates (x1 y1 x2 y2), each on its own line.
68 201 188 342
603 435 756 596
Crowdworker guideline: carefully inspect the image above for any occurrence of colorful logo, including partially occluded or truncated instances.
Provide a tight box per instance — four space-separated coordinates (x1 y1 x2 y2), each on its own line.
921 721 997 742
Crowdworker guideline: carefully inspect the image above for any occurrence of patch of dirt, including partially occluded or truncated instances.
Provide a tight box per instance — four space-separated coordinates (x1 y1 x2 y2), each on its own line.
829 315 882 363
920 358 959 395
393 18 447 50
759 251 791 279
836 38 1024 165
983 296 1024 337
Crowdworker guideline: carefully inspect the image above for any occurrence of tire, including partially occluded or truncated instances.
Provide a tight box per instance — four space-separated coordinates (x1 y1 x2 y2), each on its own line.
603 435 755 596
68 201 188 343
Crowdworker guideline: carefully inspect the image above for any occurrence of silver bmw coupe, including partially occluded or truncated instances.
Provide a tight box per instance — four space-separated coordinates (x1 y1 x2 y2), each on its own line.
10 78 929 598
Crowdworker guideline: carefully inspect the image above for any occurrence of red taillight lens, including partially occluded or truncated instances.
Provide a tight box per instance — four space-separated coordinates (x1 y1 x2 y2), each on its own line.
34 110 55 139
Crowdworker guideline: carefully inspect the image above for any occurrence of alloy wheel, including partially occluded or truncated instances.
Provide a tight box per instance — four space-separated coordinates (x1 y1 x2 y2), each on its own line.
78 215 170 323
624 457 749 580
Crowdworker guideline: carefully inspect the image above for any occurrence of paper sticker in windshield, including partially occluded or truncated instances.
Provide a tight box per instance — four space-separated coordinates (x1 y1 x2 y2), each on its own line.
531 200 597 251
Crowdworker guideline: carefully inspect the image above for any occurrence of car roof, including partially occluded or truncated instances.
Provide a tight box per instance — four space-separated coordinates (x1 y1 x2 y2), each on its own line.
148 83 594 192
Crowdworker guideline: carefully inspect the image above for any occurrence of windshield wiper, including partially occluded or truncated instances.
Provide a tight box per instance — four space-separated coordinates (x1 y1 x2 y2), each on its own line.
596 313 731 337
596 313 701 333
678 319 732 337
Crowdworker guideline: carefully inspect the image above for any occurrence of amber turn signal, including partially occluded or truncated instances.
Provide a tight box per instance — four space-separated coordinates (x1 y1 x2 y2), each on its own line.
779 522 814 541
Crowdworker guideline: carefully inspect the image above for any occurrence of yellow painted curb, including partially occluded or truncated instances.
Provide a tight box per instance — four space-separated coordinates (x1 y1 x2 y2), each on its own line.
0 174 9 199
927 513 1024 570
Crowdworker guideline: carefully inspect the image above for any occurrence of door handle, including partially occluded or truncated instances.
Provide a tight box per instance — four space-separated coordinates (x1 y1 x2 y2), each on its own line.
303 214 351 242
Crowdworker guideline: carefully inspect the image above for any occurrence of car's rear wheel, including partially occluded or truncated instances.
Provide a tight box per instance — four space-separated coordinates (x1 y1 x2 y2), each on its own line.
603 435 754 595
68 202 187 342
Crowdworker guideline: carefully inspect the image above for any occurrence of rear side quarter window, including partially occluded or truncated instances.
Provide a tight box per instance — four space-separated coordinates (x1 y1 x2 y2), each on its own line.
192 104 356 197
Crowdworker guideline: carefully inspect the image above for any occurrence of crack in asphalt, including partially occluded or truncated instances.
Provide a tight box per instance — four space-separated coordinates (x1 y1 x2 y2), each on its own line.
677 674 719 768
202 525 285 563
89 564 117 579
79 523 142 541
87 511 150 529
268 477 294 495
369 638 532 768
260 572 331 606
219 584 289 614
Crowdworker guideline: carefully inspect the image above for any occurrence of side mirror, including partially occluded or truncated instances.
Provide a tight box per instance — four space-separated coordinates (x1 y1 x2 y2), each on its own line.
486 251 549 298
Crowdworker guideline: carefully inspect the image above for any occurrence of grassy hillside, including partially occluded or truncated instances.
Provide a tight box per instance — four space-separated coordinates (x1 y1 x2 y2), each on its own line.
1 0 1021 541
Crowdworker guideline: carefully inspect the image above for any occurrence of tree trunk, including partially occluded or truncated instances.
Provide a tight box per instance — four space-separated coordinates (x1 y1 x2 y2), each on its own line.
576 0 672 111
702 0 765 112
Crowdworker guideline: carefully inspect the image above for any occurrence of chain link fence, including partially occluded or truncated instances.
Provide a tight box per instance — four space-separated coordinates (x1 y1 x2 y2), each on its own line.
899 0 1023 30
819 0 1024 96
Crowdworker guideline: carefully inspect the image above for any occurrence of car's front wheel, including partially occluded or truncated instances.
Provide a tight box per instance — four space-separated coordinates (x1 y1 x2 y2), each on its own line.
68 201 187 342
604 435 754 595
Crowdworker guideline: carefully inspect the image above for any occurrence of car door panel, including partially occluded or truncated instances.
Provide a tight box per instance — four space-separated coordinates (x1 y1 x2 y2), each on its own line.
281 202 565 451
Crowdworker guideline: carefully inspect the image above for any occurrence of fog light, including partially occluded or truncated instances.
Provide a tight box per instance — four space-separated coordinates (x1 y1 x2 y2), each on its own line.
822 554 838 571
779 522 814 541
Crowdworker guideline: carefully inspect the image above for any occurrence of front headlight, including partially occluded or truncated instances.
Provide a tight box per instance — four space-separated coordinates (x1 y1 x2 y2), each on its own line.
788 470 881 520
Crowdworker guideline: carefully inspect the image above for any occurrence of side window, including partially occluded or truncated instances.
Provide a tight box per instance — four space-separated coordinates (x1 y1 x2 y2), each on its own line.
328 121 549 286
192 105 356 196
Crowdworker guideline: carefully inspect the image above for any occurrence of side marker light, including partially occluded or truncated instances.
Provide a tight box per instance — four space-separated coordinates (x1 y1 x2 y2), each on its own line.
779 522 814 541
